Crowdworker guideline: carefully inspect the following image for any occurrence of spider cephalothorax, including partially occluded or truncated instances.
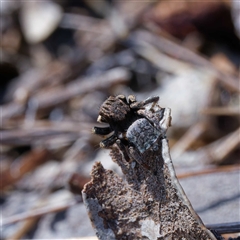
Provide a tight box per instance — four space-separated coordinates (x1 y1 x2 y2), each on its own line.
93 95 164 150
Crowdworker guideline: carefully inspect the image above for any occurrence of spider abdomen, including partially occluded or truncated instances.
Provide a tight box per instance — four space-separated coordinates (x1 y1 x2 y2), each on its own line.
126 118 161 153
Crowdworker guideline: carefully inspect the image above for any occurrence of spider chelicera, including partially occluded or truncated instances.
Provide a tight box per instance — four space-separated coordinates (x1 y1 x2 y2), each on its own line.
93 95 164 152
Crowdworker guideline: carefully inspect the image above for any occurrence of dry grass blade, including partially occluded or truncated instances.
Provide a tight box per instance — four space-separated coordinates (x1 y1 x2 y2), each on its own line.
0 149 50 190
201 127 240 165
171 122 207 160
177 164 240 179
201 107 240 116
3 200 77 226
33 67 130 109
136 29 240 92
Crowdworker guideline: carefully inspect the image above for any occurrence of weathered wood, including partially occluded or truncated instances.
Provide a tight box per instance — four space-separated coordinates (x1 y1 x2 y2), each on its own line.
83 96 217 240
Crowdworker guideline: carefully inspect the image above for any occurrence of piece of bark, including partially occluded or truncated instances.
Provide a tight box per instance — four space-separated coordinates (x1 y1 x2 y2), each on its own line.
82 96 217 239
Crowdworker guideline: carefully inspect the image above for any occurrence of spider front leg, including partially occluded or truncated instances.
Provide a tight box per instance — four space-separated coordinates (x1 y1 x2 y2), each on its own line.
99 134 118 148
116 94 128 103
127 95 136 104
142 96 159 106
130 96 159 109
93 126 112 135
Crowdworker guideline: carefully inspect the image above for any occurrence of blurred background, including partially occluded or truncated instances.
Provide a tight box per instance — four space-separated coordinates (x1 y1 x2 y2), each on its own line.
1 0 239 239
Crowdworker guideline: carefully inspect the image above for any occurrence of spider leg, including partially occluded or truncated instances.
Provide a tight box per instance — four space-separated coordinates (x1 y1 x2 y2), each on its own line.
142 96 159 106
116 95 128 103
130 96 159 109
93 126 112 135
100 134 117 148
127 95 136 104
115 139 131 163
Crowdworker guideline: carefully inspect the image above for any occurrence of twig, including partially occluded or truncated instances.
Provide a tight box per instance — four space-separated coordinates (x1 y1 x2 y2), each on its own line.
6 218 39 240
1 102 26 122
129 38 191 74
174 127 240 166
33 67 130 109
60 13 110 34
6 61 69 100
2 120 93 133
135 29 240 92
1 61 77 121
0 149 50 190
171 122 207 160
201 107 240 116
177 164 240 179
3 189 77 239
1 129 80 145
2 199 77 226
206 222 240 234
2 67 129 121
200 127 240 165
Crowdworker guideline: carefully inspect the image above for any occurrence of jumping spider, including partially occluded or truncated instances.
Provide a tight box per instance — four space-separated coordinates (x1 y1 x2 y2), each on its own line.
93 95 165 153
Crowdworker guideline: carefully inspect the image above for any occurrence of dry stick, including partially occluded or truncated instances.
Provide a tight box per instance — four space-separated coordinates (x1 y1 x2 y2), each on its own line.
0 149 50 190
201 107 240 116
0 129 80 145
4 190 77 240
136 29 240 92
131 39 191 74
174 127 240 166
83 0 154 34
2 142 91 227
61 13 111 34
32 67 130 109
79 1 155 56
2 119 93 133
199 127 240 165
2 67 129 122
1 61 70 120
6 218 40 240
138 44 239 166
60 2 154 60
206 222 240 234
3 121 92 133
1 102 26 121
6 61 69 99
2 199 76 226
171 122 207 160
1 2 151 121
41 137 92 196
177 164 240 179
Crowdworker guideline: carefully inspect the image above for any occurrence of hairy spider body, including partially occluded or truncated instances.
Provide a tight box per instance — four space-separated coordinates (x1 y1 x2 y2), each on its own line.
93 95 164 150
